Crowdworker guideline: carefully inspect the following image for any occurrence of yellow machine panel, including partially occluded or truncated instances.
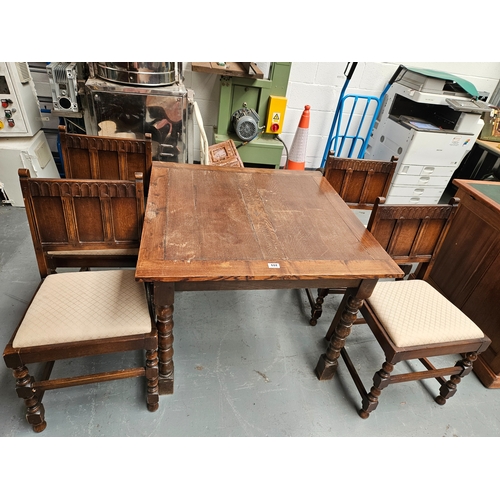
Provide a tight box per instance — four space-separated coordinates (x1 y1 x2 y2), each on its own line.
265 95 287 134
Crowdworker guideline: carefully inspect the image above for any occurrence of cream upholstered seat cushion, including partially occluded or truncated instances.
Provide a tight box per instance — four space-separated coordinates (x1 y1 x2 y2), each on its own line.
366 280 484 348
13 269 152 348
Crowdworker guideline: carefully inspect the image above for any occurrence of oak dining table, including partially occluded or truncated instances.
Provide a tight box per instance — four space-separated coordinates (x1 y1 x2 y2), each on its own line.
135 162 403 395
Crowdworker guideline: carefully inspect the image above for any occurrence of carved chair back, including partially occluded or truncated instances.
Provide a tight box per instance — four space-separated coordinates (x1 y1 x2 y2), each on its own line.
323 154 398 210
19 168 145 278
58 125 153 194
366 196 460 279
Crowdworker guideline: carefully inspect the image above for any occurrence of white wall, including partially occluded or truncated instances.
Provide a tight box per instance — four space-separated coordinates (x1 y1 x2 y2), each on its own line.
183 62 500 169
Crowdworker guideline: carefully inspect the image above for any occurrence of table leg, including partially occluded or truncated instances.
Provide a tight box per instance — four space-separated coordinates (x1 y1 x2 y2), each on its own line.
315 279 377 380
324 290 352 343
154 282 175 395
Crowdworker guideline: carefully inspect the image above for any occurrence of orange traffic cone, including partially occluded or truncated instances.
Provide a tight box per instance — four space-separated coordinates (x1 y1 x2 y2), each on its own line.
287 105 310 170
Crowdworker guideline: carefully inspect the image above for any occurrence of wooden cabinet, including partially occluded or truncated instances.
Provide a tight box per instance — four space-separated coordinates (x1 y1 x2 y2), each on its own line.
427 179 500 388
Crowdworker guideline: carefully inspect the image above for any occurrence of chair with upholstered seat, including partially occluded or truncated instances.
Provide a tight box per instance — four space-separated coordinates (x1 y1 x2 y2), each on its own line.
319 196 491 418
58 125 153 194
306 154 398 325
2 169 159 433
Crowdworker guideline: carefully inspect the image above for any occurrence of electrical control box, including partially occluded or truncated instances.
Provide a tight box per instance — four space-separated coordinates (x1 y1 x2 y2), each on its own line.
265 95 287 134
0 62 42 137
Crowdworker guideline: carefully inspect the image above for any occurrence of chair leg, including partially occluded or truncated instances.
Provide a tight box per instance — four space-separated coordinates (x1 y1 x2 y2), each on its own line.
13 365 47 433
145 346 160 412
310 288 330 326
435 353 476 406
359 361 395 419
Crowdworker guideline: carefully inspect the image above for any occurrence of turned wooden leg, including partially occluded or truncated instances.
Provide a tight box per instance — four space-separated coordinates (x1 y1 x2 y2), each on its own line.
435 353 476 406
310 288 329 326
316 280 378 381
157 304 174 395
359 361 395 419
325 291 350 343
145 343 159 411
315 294 364 380
155 282 175 395
13 366 47 433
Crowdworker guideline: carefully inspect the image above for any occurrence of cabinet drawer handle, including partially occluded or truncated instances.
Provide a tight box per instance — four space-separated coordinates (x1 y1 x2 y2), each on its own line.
418 176 430 184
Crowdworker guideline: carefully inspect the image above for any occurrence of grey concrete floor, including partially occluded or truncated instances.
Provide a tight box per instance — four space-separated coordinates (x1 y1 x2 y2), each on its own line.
2 204 500 439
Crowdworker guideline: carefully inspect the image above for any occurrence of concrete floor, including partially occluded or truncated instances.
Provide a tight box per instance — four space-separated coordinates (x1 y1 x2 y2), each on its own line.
2 204 500 439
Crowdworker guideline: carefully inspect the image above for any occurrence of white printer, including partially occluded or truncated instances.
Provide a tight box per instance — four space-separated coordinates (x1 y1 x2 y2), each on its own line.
365 67 489 204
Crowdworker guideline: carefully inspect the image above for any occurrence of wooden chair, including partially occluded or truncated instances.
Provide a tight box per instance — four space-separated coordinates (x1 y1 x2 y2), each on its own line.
306 154 398 324
322 196 491 418
58 125 153 194
2 169 159 433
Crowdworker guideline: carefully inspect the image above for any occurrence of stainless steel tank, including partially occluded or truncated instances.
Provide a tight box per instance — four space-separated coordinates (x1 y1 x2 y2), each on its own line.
84 76 192 163
95 62 181 87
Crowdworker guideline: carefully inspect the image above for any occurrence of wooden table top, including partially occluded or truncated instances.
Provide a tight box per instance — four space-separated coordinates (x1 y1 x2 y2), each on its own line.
136 163 403 283
476 139 500 156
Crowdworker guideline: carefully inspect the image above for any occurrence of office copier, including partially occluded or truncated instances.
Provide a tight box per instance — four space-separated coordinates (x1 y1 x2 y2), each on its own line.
365 67 489 204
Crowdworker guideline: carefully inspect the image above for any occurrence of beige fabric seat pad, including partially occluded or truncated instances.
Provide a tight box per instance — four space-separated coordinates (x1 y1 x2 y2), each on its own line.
13 270 152 348
366 280 484 348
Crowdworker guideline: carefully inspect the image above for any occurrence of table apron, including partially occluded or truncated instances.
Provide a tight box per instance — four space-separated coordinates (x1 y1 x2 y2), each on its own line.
167 278 363 292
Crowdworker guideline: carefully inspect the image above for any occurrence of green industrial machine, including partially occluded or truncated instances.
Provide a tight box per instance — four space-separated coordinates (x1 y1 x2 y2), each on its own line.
214 62 291 168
